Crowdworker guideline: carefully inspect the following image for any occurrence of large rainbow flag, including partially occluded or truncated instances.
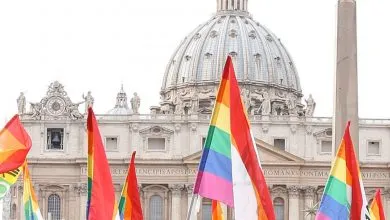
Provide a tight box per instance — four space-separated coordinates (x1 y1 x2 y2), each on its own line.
369 189 385 220
87 108 120 220
118 151 143 220
315 121 371 219
193 56 275 219
23 162 43 220
0 115 32 173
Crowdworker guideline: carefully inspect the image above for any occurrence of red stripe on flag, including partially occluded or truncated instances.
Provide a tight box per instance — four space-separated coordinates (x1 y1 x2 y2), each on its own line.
87 108 117 220
226 56 275 220
343 121 363 219
0 115 31 173
125 151 143 220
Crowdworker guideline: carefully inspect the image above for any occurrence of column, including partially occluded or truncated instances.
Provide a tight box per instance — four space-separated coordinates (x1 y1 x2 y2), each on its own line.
186 184 197 220
170 184 184 220
287 186 300 220
75 183 87 220
303 186 316 220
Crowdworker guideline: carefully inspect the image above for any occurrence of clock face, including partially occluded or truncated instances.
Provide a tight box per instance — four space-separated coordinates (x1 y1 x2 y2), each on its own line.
47 97 65 115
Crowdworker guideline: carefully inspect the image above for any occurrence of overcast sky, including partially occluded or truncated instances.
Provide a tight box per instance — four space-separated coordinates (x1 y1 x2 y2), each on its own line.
0 0 389 127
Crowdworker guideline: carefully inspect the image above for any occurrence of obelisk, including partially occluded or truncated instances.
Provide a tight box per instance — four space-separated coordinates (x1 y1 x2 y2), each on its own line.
333 0 359 158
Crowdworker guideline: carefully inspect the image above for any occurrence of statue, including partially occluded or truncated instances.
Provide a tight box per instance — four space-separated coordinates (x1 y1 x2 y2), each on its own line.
130 92 141 114
241 88 251 114
258 90 271 115
286 93 297 115
173 95 183 114
67 103 83 120
29 102 42 119
17 92 26 115
305 94 316 116
82 91 94 112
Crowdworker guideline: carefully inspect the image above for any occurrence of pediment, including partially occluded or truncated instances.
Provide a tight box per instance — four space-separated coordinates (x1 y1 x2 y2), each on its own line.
183 138 304 164
139 125 174 135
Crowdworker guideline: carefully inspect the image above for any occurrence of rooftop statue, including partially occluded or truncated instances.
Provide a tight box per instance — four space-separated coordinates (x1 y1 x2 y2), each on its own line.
17 92 26 115
131 92 141 114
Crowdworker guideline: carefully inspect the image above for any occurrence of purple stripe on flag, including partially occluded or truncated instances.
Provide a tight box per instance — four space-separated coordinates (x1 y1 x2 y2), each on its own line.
315 212 331 220
194 171 234 207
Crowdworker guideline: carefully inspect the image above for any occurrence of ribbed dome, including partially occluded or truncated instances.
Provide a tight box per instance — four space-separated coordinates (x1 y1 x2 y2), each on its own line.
158 1 305 116
161 13 301 93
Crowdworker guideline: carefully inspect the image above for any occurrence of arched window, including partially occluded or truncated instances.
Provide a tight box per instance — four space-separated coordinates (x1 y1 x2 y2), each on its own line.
149 195 163 220
273 197 285 220
47 194 61 220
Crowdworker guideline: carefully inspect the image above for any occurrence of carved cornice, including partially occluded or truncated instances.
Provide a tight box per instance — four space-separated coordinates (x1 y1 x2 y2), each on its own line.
74 183 87 195
186 184 194 194
303 186 316 198
287 185 301 198
169 184 185 196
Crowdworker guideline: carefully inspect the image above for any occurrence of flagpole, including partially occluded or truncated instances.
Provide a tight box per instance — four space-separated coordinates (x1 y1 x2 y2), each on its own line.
186 194 198 220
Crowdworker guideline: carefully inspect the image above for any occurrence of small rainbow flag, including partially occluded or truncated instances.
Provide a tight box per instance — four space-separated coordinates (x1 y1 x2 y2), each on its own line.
212 200 223 220
316 121 370 219
118 151 143 220
0 115 32 173
87 108 120 220
193 56 275 219
23 162 43 220
0 166 22 199
369 189 385 220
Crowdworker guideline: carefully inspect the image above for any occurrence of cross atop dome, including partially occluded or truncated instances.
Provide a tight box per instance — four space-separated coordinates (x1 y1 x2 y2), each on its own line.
217 0 248 12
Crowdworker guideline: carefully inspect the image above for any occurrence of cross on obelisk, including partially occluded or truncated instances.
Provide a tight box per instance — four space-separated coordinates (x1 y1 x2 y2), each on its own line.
333 0 359 159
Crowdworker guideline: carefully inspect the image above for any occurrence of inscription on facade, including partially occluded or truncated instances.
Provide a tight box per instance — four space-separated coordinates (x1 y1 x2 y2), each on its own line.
80 167 197 176
80 167 390 180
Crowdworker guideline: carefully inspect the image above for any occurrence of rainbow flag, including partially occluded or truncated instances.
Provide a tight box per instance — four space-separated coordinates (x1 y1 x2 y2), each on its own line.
193 56 275 219
212 200 223 220
0 115 32 173
316 121 371 220
87 108 120 220
0 166 22 199
369 189 385 220
118 151 143 220
23 162 43 220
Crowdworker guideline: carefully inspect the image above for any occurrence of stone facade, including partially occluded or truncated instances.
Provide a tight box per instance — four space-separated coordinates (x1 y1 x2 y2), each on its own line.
4 82 390 219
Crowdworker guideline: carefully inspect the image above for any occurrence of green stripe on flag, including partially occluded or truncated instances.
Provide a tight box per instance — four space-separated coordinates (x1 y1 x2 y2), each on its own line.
324 176 350 208
204 125 231 158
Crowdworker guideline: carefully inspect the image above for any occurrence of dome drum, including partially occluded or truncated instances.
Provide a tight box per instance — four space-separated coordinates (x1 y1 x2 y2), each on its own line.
158 85 305 116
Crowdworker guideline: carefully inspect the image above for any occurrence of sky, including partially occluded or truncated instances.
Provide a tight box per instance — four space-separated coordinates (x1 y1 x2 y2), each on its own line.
0 0 389 127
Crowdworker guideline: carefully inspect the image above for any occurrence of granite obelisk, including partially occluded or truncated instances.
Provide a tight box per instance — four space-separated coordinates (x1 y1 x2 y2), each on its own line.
333 0 359 158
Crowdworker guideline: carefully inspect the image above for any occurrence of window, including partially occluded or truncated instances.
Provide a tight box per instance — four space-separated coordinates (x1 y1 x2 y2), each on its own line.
274 138 286 151
47 194 61 220
47 128 64 150
321 140 332 153
148 138 165 151
202 202 212 220
273 197 285 220
105 137 118 151
149 195 163 220
368 141 380 155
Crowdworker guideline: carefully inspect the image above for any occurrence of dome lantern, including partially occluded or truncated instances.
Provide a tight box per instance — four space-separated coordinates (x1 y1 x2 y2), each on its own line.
217 0 248 12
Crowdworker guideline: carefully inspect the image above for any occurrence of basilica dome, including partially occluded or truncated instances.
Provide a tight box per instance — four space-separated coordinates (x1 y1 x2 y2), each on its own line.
159 0 305 116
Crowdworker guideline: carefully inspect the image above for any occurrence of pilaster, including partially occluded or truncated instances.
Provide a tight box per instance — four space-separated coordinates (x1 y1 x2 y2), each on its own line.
169 184 184 220
288 185 301 220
